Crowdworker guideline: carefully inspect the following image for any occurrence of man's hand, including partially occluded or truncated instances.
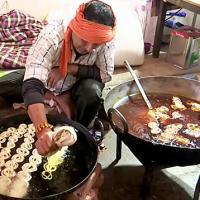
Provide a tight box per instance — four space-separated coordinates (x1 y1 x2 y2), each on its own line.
47 65 78 88
35 129 57 156
47 68 63 88
68 64 78 76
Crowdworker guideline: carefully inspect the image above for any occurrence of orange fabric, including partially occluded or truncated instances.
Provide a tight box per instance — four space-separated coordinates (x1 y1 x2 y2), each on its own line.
59 28 72 77
59 2 116 77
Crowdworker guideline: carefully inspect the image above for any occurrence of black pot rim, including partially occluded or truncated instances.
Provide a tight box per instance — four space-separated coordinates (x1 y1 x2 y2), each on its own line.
0 114 98 200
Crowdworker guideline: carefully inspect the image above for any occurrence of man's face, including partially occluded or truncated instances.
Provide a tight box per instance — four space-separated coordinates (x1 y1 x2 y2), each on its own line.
71 32 99 55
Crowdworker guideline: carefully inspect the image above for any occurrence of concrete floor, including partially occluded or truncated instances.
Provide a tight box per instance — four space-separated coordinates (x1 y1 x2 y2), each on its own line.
99 128 200 200
98 53 200 200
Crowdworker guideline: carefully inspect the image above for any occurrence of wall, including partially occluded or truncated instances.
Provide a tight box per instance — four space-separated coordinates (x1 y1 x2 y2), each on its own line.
0 0 57 20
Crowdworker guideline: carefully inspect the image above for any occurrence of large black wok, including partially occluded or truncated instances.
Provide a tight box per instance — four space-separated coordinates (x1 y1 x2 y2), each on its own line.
0 114 98 200
104 76 200 167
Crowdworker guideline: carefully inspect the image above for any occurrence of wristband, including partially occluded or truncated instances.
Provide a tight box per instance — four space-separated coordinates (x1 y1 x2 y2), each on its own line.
36 122 50 133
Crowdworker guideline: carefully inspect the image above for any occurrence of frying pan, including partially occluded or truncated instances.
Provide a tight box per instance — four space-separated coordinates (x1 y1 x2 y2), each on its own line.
104 76 200 167
0 114 98 200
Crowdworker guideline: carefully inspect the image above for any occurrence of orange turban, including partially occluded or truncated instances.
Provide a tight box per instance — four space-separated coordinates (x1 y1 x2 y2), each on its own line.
59 2 116 77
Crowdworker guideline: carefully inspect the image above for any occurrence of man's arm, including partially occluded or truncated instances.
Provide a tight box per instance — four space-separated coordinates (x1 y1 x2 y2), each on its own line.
22 78 54 155
95 40 115 83
67 40 115 82
23 21 64 155
68 64 102 82
22 78 48 131
23 20 64 125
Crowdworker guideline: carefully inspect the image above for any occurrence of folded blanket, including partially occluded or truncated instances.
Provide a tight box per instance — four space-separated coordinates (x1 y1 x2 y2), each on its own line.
0 10 44 69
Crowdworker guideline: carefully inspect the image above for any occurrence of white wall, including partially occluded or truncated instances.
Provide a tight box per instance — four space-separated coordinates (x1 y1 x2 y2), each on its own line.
0 0 56 20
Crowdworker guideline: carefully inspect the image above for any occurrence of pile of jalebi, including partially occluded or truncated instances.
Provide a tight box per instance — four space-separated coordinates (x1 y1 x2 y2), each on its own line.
41 126 77 180
0 123 41 198
41 147 68 180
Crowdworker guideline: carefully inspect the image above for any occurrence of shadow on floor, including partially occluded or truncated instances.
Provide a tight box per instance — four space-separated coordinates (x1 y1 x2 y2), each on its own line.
100 165 192 200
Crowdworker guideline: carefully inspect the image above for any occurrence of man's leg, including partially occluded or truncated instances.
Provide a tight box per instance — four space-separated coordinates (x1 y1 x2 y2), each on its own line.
70 79 104 127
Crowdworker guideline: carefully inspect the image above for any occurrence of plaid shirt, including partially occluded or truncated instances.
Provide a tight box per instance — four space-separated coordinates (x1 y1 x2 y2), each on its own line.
24 19 115 94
